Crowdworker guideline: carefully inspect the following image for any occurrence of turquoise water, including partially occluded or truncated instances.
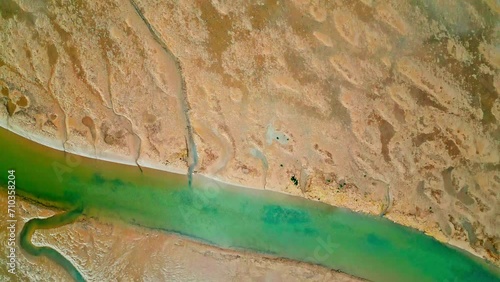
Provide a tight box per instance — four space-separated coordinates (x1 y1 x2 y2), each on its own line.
0 127 499 281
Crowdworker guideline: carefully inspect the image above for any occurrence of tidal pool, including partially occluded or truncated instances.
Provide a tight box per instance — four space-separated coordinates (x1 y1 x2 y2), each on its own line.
0 127 498 282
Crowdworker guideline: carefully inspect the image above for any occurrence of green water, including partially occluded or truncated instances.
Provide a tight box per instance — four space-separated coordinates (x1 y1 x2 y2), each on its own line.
20 208 85 282
0 127 499 282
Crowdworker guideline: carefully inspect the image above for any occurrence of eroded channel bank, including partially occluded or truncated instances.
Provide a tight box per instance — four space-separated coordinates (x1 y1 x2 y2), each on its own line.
0 127 499 282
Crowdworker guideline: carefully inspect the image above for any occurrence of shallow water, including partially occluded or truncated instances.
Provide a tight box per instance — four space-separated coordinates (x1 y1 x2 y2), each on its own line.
20 208 85 282
0 127 499 282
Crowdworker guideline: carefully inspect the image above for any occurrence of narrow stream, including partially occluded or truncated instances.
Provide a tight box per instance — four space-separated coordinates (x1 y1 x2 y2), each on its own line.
128 0 199 187
20 208 85 282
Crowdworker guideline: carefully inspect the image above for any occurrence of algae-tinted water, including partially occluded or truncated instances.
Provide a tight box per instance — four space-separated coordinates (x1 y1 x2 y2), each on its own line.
20 208 85 282
0 127 499 282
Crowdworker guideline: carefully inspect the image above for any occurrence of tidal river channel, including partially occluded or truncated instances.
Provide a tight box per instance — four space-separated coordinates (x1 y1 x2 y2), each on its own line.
0 127 498 282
